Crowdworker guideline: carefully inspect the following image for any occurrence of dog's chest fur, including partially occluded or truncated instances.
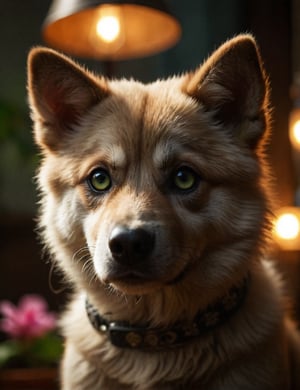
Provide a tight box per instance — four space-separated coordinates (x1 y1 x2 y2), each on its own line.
60 261 290 389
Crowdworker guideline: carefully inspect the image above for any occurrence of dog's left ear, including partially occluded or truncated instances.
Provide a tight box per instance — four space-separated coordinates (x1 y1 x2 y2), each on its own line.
183 34 269 148
27 47 109 151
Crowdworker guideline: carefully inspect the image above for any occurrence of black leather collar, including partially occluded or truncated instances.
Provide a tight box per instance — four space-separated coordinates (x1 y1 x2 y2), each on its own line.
86 275 249 351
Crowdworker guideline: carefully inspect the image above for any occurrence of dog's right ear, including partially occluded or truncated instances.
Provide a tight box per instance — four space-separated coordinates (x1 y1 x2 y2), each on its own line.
183 35 269 149
27 47 109 151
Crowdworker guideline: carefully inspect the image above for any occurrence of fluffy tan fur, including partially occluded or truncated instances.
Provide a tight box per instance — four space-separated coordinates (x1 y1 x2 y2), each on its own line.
28 35 300 389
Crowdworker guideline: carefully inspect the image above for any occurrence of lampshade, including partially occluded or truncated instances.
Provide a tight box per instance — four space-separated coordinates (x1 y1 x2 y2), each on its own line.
42 0 181 60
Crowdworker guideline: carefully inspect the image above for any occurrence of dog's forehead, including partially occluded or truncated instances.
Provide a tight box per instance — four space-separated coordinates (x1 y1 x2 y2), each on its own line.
81 78 203 163
109 78 203 150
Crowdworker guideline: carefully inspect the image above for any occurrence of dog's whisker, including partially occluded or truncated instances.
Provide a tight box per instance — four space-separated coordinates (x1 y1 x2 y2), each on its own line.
72 247 89 263
82 258 93 273
71 246 100 285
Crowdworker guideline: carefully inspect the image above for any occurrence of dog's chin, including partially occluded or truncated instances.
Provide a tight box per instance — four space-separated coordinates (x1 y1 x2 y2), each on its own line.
103 265 191 296
109 278 163 295
102 271 163 295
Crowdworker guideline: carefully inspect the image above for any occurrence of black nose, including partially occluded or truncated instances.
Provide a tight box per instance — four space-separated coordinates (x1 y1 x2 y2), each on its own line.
109 226 155 264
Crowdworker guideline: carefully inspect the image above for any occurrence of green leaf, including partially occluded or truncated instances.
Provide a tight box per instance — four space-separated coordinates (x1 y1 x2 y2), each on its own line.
0 333 63 368
29 333 63 366
0 340 21 367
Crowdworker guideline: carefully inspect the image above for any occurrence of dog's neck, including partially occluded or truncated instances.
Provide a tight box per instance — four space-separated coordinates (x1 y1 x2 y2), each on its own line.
86 275 249 351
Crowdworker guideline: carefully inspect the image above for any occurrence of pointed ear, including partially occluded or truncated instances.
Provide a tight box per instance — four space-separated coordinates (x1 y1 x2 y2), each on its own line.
183 34 269 148
27 47 109 151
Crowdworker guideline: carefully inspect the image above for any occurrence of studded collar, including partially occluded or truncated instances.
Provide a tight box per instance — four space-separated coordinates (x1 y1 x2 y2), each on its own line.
85 275 249 351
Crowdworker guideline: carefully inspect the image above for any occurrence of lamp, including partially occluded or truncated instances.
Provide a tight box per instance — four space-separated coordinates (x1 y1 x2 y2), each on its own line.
276 81 300 251
42 0 181 61
289 82 300 151
273 207 300 251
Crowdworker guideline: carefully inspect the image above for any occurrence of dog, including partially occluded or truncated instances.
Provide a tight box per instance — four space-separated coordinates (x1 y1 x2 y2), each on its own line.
27 34 300 389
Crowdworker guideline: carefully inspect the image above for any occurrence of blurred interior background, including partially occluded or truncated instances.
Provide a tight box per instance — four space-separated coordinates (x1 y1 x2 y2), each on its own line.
1 0 300 318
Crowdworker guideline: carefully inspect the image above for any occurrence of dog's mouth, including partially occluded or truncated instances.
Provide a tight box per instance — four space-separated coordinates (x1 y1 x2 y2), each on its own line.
113 272 153 285
106 274 161 295
166 264 191 285
104 270 155 287
103 263 191 294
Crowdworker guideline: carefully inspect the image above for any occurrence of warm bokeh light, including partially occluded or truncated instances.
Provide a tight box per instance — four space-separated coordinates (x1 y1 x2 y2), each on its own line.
292 120 300 144
289 108 300 150
275 213 300 240
273 207 300 250
96 15 120 43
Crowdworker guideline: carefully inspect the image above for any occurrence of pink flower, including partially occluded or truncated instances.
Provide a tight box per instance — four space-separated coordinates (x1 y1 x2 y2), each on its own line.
0 295 56 339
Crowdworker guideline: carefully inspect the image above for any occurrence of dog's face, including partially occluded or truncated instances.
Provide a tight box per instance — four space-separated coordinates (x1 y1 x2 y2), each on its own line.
28 35 270 297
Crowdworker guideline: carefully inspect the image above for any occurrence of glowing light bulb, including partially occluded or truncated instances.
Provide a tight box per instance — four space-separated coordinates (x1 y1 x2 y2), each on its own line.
275 213 300 240
293 119 300 144
289 108 300 150
273 208 300 250
96 15 120 43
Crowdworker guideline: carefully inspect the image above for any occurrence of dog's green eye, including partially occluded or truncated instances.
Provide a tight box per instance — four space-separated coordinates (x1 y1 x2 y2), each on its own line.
173 167 198 191
88 169 111 192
